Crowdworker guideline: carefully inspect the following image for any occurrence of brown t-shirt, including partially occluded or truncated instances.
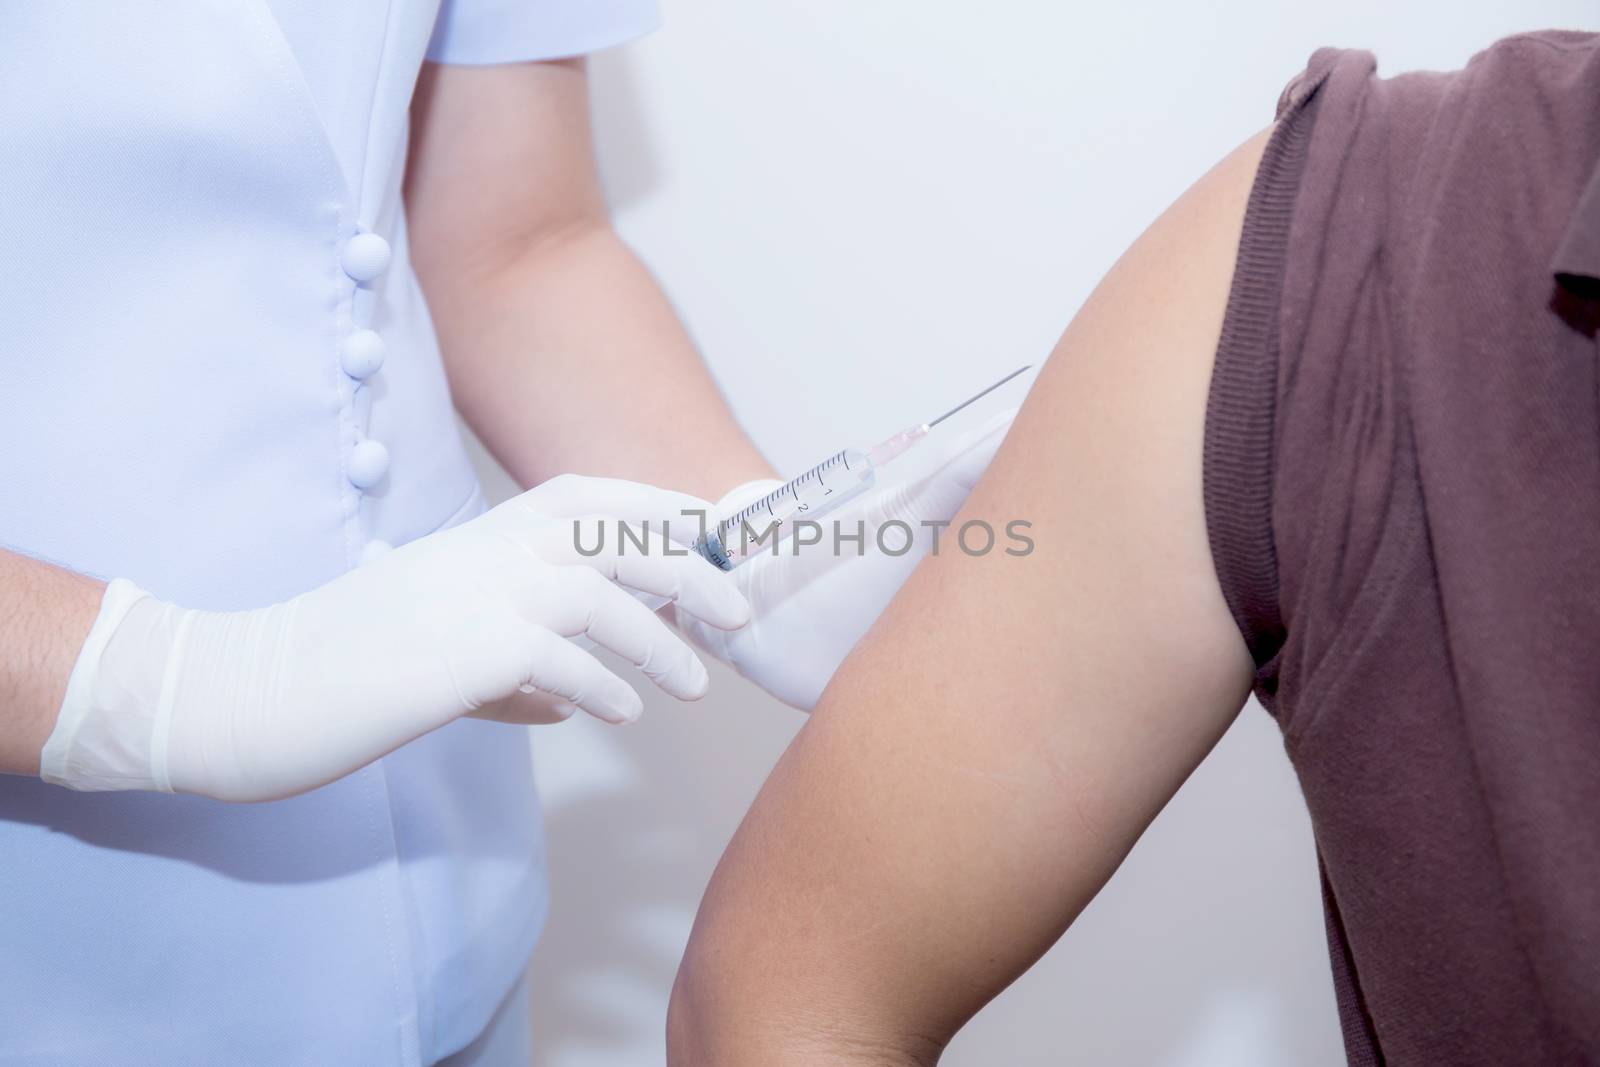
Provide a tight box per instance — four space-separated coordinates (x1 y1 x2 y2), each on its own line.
1205 34 1600 1065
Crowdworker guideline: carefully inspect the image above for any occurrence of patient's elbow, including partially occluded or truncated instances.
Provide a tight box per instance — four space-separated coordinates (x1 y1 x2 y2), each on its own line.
667 952 943 1067
666 962 718 1066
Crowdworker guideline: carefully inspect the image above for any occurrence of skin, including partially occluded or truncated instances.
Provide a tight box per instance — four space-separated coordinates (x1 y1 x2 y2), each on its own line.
0 553 102 775
406 58 775 501
668 128 1273 1064
1 56 772 776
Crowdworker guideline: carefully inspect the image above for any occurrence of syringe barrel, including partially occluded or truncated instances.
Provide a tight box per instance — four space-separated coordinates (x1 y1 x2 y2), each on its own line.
694 447 876 571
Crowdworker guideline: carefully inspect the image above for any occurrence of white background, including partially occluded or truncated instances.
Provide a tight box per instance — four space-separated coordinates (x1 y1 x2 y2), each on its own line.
462 2 1598 1063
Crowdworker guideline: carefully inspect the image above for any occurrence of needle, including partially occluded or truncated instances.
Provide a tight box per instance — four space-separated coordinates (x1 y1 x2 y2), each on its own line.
925 364 1032 429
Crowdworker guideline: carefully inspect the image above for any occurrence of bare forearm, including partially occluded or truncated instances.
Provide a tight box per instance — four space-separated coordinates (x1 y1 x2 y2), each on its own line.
0 548 103 775
406 59 771 501
422 221 773 499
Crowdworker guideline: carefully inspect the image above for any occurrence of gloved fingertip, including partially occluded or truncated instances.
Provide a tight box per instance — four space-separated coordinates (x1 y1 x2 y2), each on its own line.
962 406 1018 451
682 657 711 700
654 654 711 702
984 404 1021 431
615 688 646 724
685 580 751 632
711 585 753 631
582 683 643 726
725 595 753 631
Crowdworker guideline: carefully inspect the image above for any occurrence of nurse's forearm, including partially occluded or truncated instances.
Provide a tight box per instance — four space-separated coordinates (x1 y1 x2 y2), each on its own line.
407 58 773 502
0 549 103 776
430 220 774 500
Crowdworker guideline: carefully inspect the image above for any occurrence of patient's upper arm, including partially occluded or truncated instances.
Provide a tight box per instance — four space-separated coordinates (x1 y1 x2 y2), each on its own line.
670 129 1271 1066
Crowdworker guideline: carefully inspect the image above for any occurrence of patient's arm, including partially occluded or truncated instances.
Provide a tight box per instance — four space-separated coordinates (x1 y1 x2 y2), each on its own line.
668 128 1272 1065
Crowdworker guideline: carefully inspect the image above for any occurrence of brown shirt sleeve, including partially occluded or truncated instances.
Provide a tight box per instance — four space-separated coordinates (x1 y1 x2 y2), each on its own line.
1200 47 1358 678
1204 35 1600 1065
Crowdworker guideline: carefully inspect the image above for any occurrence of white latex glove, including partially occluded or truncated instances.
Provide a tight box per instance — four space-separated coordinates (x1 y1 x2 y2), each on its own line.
678 408 1016 710
41 475 749 802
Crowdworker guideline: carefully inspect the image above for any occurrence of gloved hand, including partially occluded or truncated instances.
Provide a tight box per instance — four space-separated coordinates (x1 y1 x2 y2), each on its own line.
677 408 1015 710
40 475 749 802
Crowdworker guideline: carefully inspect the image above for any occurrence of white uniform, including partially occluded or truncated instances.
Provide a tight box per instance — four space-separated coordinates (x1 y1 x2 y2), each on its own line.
0 1 656 1062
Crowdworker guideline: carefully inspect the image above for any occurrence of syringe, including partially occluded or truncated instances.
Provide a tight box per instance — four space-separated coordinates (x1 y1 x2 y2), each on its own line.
692 365 1030 571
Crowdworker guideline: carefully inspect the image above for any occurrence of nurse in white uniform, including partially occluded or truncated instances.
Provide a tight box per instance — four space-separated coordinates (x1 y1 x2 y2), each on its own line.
0 2 1008 1063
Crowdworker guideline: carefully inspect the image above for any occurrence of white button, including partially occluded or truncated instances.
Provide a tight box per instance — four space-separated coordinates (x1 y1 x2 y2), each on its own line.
359 540 394 566
347 439 390 489
340 329 386 380
341 233 391 283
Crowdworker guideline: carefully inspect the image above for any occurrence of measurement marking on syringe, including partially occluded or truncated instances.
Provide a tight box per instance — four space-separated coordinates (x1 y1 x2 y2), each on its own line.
690 365 1028 574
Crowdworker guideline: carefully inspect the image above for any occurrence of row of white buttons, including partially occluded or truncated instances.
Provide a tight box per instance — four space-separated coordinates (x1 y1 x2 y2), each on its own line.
342 230 394 564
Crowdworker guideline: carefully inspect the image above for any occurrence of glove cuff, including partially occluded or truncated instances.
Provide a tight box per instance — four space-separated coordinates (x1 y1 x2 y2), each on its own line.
39 578 170 791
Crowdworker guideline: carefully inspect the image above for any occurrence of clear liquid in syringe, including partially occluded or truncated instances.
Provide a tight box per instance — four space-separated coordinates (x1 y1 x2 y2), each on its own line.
694 447 877 571
691 364 1030 572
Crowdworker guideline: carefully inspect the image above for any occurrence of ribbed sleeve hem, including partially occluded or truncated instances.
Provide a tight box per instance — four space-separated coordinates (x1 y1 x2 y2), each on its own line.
1201 57 1333 672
